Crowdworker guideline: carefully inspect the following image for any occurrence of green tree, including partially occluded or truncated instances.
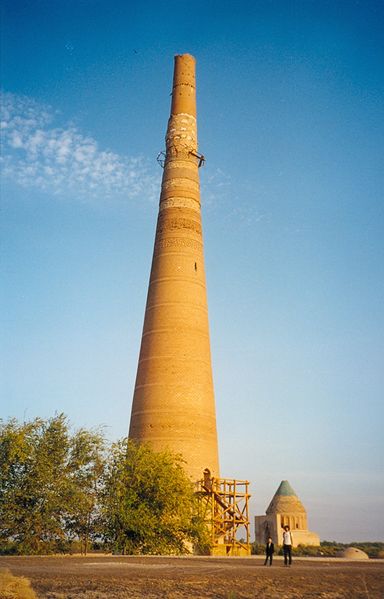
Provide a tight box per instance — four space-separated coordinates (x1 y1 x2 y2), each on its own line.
64 427 106 554
0 415 106 554
0 414 71 553
100 439 208 555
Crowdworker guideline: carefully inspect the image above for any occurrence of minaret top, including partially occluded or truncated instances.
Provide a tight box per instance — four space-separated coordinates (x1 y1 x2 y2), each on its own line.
170 53 196 118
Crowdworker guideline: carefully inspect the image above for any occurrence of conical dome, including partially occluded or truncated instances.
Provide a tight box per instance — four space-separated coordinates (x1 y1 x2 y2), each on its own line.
266 480 306 515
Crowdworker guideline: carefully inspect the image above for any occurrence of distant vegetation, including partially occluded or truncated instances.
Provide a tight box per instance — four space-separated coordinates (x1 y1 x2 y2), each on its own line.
319 541 384 559
0 415 208 555
252 541 384 559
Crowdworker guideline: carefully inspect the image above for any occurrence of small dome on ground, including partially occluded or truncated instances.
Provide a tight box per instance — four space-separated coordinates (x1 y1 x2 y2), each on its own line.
339 547 369 560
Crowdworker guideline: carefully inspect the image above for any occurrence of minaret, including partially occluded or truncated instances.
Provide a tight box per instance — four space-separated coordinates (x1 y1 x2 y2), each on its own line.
128 54 220 481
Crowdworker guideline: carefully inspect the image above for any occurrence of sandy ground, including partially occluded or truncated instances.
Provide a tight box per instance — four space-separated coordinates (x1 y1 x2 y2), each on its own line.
1 554 383 599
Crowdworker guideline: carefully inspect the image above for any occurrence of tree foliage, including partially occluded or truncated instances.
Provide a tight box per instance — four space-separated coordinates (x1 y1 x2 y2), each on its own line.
0 416 208 555
100 439 208 555
0 415 105 554
64 427 106 553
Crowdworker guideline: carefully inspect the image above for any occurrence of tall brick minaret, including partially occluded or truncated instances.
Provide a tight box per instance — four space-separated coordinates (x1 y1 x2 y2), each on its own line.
128 54 220 481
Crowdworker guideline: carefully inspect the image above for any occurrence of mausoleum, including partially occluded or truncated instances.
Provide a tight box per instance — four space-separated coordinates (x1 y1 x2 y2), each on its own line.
255 480 320 547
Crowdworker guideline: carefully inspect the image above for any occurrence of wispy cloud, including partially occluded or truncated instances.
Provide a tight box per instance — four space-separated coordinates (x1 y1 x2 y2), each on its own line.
201 167 266 226
201 167 232 209
0 92 159 200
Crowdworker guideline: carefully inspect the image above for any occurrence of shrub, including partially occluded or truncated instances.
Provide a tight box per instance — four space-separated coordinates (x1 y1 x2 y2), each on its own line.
0 569 37 599
251 543 265 555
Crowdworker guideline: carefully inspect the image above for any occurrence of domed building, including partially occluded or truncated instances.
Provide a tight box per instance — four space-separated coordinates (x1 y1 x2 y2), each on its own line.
255 480 320 547
339 547 369 560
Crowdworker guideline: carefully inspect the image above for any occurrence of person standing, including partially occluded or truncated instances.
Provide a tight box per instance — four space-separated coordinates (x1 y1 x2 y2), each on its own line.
282 525 293 566
264 537 274 565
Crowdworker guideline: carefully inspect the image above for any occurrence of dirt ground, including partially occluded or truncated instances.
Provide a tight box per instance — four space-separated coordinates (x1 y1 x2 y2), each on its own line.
1 554 383 599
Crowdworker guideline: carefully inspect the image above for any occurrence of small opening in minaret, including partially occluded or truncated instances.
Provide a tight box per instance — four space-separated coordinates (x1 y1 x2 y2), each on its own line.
194 262 197 271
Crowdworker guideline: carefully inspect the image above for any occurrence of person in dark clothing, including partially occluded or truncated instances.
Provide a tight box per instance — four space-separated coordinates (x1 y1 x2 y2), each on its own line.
264 537 274 565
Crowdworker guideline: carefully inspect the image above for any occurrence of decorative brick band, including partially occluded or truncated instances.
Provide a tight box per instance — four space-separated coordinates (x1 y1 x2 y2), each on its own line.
156 217 202 236
155 237 203 251
159 197 200 211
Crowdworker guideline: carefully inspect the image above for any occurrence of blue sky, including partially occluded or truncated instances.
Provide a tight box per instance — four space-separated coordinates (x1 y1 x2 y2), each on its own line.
1 0 383 542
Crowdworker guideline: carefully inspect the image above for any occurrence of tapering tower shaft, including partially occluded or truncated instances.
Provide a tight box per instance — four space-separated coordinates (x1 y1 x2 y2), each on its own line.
129 54 220 481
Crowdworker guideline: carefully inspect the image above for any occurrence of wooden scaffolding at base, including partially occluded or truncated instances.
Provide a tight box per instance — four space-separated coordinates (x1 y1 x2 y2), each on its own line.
195 469 251 556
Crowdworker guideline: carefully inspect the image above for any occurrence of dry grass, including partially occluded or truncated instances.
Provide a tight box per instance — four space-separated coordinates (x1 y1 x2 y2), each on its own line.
1 556 384 599
0 569 37 599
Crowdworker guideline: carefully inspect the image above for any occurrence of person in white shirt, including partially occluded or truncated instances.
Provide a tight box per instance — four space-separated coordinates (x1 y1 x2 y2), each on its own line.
282 525 293 566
